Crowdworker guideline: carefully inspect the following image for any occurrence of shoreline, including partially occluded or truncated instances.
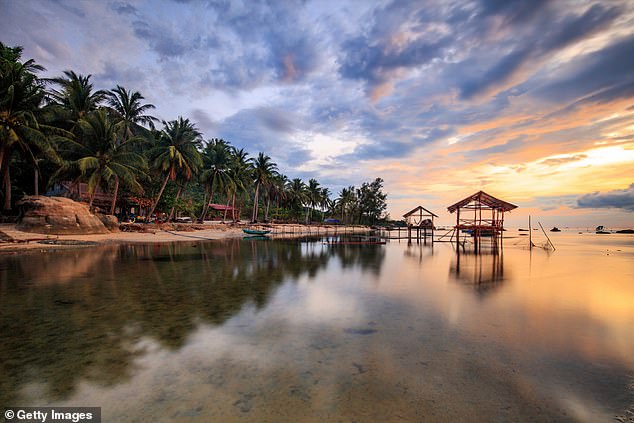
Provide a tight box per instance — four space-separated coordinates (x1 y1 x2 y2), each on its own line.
0 223 371 253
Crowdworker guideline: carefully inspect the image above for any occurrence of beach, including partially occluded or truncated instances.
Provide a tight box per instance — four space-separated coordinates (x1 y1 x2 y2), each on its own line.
0 223 371 252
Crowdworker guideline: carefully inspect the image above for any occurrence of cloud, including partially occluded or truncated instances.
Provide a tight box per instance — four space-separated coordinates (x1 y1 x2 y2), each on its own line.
132 20 189 58
111 1 138 15
576 183 634 211
539 154 587 167
190 109 217 134
535 34 634 104
458 3 622 99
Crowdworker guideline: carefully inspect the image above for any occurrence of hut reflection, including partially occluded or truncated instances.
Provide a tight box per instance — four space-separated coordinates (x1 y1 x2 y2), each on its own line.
404 242 434 264
449 245 506 296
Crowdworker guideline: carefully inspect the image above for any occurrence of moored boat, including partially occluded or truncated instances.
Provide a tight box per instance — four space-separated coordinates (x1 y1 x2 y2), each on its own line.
242 228 272 235
595 225 610 234
550 227 561 232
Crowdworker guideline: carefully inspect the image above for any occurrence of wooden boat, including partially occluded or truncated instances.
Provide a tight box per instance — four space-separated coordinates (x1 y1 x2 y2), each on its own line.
242 228 271 235
550 227 561 232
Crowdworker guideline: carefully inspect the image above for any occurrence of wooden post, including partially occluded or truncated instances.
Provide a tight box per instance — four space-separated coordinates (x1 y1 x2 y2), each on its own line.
529 215 532 249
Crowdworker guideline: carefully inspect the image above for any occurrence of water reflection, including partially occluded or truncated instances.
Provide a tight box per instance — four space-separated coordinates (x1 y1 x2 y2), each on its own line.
0 238 385 406
449 246 506 295
1 235 632 422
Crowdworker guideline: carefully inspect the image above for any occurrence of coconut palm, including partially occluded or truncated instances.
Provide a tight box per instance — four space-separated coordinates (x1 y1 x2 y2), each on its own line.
226 147 250 221
54 109 145 211
266 173 288 221
305 178 321 223
147 117 202 219
106 85 157 134
0 42 63 210
47 70 106 129
319 186 332 221
250 152 277 223
336 186 356 224
286 178 307 222
199 138 232 221
104 85 156 213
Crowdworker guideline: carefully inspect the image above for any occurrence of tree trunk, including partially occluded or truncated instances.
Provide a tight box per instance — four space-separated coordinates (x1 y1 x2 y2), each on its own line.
264 195 270 222
223 196 230 222
231 192 236 221
0 146 5 176
34 167 39 196
148 173 170 219
110 176 119 215
198 191 208 222
199 174 215 222
305 206 309 224
2 158 11 211
88 189 97 212
168 185 182 221
252 182 260 223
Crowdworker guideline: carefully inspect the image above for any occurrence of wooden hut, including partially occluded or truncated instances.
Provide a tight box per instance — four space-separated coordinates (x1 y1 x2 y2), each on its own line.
447 191 517 247
403 205 438 242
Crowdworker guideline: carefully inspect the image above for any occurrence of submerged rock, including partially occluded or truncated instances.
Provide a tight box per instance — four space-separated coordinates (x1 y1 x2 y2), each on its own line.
16 196 110 235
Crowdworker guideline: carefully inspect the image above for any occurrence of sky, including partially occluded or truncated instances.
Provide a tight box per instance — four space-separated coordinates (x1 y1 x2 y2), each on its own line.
1 0 634 227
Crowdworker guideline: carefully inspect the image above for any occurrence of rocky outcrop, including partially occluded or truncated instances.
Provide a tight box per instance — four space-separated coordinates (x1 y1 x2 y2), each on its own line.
97 213 120 232
16 196 110 235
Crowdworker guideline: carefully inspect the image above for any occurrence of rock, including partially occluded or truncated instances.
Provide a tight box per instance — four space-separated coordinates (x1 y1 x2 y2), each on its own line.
97 213 120 232
16 196 110 235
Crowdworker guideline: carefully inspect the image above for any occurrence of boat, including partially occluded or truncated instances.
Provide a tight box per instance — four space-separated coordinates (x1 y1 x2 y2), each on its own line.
518 228 529 232
242 228 271 235
595 225 612 234
550 227 561 232
595 226 610 234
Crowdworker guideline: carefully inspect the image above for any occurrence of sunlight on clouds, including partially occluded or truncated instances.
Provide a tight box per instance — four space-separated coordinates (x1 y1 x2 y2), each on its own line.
294 130 369 171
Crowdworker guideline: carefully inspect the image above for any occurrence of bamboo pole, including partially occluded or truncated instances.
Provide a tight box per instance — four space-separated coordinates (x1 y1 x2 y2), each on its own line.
538 221 556 251
529 215 532 249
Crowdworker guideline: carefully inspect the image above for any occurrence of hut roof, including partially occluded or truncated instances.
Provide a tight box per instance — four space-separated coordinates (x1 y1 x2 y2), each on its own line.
403 205 438 218
447 191 517 213
209 203 237 211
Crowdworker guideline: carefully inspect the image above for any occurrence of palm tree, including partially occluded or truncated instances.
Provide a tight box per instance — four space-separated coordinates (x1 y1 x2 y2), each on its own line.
47 70 106 128
0 42 62 210
287 178 307 222
319 186 332 221
54 109 145 211
106 85 157 134
147 117 202 219
305 178 321 223
336 186 356 224
199 138 232 221
266 173 288 221
250 152 277 223
105 85 156 214
226 147 250 221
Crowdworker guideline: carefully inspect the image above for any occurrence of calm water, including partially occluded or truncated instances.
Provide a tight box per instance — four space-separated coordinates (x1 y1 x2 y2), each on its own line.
1 232 633 422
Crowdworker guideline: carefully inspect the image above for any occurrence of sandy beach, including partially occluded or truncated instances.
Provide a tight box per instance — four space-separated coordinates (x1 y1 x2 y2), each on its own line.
0 223 371 252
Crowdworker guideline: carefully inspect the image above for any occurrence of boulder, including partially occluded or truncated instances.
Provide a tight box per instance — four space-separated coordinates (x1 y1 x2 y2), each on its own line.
16 196 110 235
97 213 120 232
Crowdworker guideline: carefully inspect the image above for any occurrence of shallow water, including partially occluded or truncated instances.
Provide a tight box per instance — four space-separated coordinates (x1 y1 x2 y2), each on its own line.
1 232 633 422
